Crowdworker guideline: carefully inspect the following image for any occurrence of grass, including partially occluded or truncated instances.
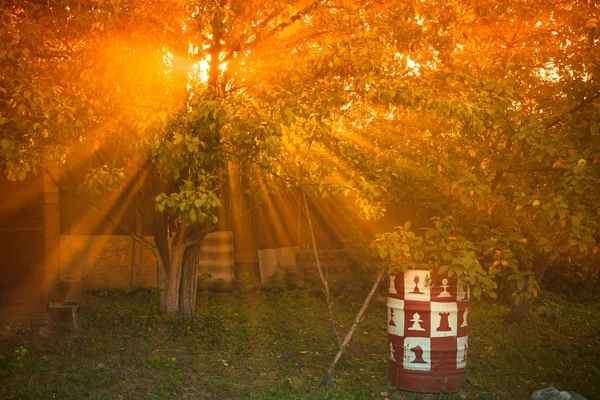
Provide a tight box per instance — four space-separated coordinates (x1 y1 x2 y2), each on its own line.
1 284 599 400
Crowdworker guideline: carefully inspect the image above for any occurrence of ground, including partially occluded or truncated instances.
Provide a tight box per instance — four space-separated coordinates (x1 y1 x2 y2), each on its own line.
1 283 599 399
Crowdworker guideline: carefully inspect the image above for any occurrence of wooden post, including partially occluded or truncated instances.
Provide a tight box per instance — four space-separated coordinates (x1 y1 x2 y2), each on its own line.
320 266 386 388
131 209 143 287
303 192 342 347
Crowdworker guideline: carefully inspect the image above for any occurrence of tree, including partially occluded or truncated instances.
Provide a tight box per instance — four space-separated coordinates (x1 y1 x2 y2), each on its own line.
3 0 598 323
1 0 399 318
351 0 600 321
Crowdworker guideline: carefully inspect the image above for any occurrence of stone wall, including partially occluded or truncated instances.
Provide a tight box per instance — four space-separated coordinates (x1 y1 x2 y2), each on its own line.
60 235 158 289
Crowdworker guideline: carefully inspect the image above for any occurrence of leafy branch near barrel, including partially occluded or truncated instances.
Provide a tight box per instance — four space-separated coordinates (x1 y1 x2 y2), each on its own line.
371 219 497 300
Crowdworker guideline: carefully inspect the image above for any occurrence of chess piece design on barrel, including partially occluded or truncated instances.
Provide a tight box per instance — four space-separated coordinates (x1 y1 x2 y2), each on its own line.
437 278 452 298
436 312 451 332
408 312 425 331
410 345 427 364
411 275 424 294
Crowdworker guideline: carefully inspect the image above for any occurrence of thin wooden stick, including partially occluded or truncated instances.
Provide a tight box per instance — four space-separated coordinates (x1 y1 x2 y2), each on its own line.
319 265 386 388
303 191 342 348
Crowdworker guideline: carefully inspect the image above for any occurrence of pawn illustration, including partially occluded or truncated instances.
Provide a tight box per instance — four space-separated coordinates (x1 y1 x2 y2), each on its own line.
389 342 396 361
459 283 470 301
437 278 452 298
389 308 397 327
462 344 468 362
410 275 424 294
389 275 397 294
408 312 425 331
461 309 468 327
436 312 451 332
410 345 427 364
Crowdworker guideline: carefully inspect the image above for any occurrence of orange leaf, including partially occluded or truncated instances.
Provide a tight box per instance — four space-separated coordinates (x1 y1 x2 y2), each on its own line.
518 238 528 244
493 260 501 267
448 236 457 241
559 219 567 229
501 260 509 267
469 149 476 157
533 288 538 297
568 149 576 157
487 206 494 216
593 247 600 255
515 205 523 211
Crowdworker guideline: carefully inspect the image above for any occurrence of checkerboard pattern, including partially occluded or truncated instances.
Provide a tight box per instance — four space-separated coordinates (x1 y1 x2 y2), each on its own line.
387 269 469 392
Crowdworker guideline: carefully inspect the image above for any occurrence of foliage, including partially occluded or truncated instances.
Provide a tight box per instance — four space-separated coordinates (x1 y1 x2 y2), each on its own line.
326 0 600 314
0 345 27 379
155 179 221 226
542 261 600 297
76 166 126 200
2 0 599 317
371 219 496 299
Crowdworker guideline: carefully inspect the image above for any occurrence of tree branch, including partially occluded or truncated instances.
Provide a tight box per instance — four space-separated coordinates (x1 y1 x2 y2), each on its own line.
222 0 322 63
544 92 600 129
491 91 600 191
42 164 157 252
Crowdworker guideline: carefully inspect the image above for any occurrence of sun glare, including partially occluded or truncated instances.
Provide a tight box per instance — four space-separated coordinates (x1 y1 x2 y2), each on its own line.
192 58 211 83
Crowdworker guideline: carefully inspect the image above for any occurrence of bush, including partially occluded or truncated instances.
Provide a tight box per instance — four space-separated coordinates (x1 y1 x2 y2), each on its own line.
542 261 600 297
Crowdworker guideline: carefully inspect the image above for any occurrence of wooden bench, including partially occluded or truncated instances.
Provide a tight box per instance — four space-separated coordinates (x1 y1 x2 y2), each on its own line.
48 281 86 329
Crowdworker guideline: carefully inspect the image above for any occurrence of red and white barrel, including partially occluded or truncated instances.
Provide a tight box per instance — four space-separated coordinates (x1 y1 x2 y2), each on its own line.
387 269 470 393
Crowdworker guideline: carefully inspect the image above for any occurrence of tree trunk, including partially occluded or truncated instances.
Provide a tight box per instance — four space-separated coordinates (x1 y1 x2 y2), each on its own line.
534 253 550 283
507 296 532 323
507 254 549 323
180 242 201 319
165 226 187 314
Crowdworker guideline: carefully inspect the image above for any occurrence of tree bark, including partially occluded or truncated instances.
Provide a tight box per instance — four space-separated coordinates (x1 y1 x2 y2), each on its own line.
507 254 549 323
165 225 187 314
507 296 532 323
180 242 201 319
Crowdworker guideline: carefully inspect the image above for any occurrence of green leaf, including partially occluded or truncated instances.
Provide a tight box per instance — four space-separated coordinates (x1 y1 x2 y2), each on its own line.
379 247 388 259
414 249 424 260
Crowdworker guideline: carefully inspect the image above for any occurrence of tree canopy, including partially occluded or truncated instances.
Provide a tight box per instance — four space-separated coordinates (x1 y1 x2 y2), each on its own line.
1 0 599 320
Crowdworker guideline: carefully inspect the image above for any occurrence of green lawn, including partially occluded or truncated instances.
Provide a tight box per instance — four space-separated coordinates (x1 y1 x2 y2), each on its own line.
1 285 599 399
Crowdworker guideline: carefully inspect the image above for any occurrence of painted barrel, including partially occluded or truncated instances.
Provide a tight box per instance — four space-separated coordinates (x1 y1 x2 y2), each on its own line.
387 269 470 393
